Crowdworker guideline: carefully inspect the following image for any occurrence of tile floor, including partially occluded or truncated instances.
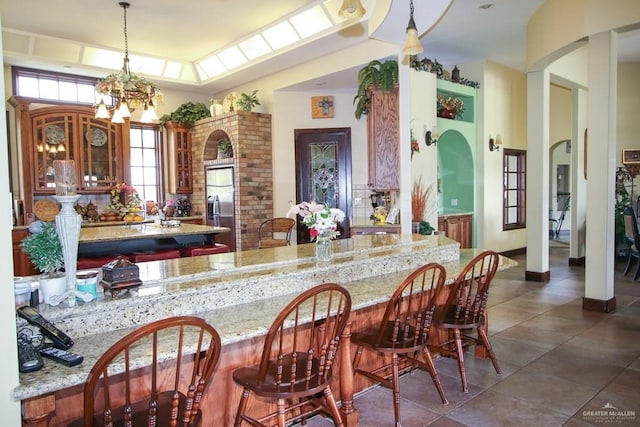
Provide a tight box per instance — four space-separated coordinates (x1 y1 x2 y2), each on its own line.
309 247 640 426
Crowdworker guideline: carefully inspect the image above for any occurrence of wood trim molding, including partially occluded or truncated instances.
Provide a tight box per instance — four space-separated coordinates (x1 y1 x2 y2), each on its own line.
583 296 616 313
525 270 550 282
568 257 585 266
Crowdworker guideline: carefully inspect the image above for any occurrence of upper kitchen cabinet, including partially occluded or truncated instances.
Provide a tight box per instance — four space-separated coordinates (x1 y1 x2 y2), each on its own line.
164 121 193 194
367 87 400 191
9 97 129 214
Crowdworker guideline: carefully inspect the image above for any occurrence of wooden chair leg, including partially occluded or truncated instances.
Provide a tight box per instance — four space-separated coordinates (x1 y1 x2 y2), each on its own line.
323 387 344 427
420 346 448 404
624 253 633 276
477 327 501 375
277 398 286 427
634 257 640 280
234 388 250 427
453 328 468 393
391 353 401 427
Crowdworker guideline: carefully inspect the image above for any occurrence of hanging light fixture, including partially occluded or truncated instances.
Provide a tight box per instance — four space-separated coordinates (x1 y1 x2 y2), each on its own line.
403 0 424 55
338 0 366 18
95 2 162 123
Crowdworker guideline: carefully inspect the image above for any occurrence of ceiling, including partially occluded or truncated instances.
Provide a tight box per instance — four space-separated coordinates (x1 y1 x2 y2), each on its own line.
1 0 639 95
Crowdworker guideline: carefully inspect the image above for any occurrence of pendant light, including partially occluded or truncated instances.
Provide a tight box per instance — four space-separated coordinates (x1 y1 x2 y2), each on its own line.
403 0 424 55
338 0 366 18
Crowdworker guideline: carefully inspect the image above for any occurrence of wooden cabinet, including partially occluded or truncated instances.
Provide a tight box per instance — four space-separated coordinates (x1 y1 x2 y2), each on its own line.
10 98 129 215
165 121 193 194
438 214 472 248
12 229 38 276
367 87 399 191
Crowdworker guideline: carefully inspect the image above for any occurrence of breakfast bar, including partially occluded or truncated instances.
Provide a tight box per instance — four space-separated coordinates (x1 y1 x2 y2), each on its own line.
77 222 230 259
16 234 516 426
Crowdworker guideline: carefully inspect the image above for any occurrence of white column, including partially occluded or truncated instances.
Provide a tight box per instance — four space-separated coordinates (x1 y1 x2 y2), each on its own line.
398 54 412 234
570 87 588 260
584 31 617 309
526 69 550 278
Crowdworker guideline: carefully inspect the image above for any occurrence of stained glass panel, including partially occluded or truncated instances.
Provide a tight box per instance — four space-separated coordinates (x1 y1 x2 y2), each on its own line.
310 142 338 207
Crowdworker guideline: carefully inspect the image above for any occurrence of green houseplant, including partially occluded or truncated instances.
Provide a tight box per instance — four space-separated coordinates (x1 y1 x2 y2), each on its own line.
237 90 261 111
353 59 399 120
20 221 67 304
159 101 211 128
217 137 233 158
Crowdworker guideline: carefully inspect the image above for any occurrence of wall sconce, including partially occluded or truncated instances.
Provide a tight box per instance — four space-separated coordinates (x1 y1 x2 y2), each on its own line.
425 127 439 146
489 133 502 151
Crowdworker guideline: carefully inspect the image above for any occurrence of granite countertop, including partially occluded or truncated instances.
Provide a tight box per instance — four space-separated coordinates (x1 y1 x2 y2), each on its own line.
13 215 205 231
79 223 230 243
14 235 517 401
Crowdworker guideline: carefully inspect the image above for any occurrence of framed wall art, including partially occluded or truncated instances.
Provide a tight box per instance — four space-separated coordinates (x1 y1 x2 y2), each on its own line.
311 96 334 118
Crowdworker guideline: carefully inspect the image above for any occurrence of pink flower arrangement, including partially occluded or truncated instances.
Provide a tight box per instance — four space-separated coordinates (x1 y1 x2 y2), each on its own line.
286 200 345 240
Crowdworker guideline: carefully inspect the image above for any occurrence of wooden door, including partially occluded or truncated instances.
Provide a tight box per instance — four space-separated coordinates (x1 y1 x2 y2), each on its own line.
294 128 352 244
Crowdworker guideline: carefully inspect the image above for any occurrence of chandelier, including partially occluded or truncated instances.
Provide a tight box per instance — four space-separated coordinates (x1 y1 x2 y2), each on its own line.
95 2 162 124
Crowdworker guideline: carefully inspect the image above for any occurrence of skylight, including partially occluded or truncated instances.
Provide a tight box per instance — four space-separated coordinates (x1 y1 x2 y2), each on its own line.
290 5 333 38
262 21 301 51
238 35 272 60
218 46 248 69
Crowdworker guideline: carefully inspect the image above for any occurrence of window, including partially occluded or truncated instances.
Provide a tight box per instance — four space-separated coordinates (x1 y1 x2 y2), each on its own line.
129 125 160 203
13 66 100 105
503 149 526 230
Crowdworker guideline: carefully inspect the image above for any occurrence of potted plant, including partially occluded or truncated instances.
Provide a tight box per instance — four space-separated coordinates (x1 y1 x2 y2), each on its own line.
437 94 465 119
217 137 233 159
159 101 211 128
353 59 399 120
20 221 67 304
237 90 261 111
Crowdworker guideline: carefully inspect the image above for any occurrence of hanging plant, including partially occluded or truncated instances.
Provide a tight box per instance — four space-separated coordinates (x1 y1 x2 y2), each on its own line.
353 59 399 120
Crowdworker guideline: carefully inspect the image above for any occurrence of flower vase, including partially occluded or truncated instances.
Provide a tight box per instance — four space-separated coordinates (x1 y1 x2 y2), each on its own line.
315 231 333 262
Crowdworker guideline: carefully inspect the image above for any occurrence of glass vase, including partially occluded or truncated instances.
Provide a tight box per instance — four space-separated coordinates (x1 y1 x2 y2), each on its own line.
315 231 333 262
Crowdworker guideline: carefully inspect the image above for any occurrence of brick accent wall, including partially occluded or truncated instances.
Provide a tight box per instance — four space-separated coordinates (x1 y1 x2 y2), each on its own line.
190 111 273 251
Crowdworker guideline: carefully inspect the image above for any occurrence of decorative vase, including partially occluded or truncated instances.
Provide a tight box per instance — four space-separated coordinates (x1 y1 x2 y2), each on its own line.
210 99 223 118
437 109 457 119
315 231 333 262
54 194 82 307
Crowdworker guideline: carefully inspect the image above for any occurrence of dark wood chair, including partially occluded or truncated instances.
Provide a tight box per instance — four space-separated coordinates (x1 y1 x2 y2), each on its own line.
431 250 501 393
73 316 222 427
232 283 352 427
258 217 296 248
351 263 449 427
623 205 640 279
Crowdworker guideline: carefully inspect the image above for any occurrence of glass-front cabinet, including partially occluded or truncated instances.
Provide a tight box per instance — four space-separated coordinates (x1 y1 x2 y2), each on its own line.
9 97 129 215
31 110 122 193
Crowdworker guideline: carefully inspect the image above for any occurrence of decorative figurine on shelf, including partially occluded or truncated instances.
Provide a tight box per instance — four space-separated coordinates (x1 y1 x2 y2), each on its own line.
163 199 175 218
374 206 388 224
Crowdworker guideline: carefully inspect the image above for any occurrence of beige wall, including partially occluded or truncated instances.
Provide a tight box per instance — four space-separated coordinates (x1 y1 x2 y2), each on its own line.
409 69 438 226
480 61 528 251
528 0 640 70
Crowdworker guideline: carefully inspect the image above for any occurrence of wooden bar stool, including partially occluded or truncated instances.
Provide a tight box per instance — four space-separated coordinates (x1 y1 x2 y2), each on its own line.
77 254 129 270
352 263 448 427
69 316 222 427
128 249 181 263
258 218 295 248
232 283 351 427
431 250 502 392
179 243 230 257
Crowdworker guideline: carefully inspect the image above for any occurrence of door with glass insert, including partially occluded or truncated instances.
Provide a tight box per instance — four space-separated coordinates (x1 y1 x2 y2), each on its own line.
294 128 352 243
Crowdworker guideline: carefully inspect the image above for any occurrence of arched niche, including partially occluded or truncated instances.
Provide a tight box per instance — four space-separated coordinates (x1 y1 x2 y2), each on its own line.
203 129 233 161
438 129 474 215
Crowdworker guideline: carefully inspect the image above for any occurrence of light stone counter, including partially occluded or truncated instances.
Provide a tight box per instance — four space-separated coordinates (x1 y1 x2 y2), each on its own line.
15 234 516 403
79 222 229 243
